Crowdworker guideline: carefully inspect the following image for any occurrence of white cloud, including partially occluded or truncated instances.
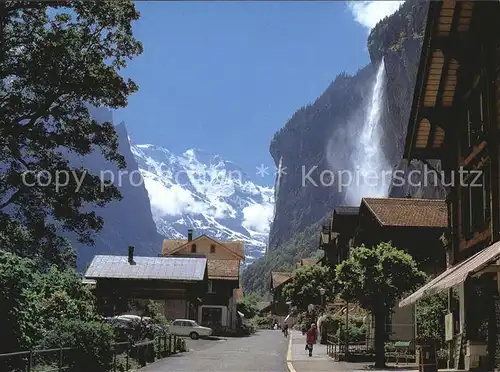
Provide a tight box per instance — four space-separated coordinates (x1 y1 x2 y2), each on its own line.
242 203 274 234
347 1 404 30
144 178 206 218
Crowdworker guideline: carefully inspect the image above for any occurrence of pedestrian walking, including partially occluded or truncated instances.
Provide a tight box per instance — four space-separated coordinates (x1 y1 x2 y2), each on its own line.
305 323 317 357
283 322 289 337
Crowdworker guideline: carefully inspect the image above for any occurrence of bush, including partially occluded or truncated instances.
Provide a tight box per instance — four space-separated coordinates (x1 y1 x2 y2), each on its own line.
251 315 274 329
323 314 366 343
38 319 115 372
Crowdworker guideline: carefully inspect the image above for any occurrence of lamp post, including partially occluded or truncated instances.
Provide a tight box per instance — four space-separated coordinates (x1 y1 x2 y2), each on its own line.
319 287 325 307
319 288 326 344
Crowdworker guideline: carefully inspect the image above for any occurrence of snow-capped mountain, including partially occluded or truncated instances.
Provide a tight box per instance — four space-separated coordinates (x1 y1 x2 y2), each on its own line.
130 143 274 262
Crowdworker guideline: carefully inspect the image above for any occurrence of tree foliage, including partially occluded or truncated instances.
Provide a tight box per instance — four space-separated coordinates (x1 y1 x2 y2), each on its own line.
416 290 456 348
335 242 426 367
0 0 142 266
283 265 335 311
0 250 113 371
0 250 38 353
237 292 263 319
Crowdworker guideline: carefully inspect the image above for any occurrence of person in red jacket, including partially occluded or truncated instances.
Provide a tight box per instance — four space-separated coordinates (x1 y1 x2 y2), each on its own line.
306 323 317 357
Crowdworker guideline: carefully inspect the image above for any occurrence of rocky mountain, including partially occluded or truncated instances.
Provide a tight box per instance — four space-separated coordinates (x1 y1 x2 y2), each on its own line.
243 0 445 293
69 108 164 270
130 144 274 263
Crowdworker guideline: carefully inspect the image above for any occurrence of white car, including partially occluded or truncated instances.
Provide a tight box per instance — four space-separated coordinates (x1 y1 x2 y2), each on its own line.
168 319 213 339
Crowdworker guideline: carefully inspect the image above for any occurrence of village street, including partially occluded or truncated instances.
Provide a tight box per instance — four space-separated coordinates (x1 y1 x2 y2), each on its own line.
139 330 418 372
139 330 289 372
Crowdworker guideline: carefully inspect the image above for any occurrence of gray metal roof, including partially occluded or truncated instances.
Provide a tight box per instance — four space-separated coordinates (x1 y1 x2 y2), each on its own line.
84 255 207 281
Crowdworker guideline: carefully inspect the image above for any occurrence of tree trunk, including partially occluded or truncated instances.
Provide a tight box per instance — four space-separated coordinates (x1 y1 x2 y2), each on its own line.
374 310 386 368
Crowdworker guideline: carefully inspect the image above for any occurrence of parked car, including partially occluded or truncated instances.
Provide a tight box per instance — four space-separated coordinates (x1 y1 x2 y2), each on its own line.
168 319 213 339
104 314 156 341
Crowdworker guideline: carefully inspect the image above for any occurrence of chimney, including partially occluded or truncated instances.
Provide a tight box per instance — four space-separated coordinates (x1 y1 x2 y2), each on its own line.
188 229 193 242
128 246 134 264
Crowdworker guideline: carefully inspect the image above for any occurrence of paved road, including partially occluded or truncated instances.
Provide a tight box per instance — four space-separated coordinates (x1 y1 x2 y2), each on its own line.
288 331 417 372
139 330 289 372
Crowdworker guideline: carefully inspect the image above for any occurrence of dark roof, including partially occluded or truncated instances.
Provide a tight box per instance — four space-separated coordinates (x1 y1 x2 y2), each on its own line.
207 259 239 280
296 259 317 268
270 272 293 289
334 206 359 216
362 197 447 228
85 255 207 281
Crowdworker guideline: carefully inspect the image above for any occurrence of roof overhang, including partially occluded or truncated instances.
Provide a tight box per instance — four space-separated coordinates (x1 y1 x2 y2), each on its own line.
404 1 475 161
399 240 500 307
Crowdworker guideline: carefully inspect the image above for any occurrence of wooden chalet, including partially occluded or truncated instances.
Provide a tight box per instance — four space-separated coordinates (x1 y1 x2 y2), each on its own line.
319 206 359 267
353 197 448 342
269 271 293 316
257 301 272 316
162 229 244 329
354 197 448 273
399 1 500 370
84 246 208 319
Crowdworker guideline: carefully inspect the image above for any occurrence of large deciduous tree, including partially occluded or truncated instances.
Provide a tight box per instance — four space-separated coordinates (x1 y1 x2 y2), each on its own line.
335 242 426 368
0 1 143 267
283 265 336 311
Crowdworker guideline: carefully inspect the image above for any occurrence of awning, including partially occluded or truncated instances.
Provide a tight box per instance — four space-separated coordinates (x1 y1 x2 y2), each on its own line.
399 240 500 308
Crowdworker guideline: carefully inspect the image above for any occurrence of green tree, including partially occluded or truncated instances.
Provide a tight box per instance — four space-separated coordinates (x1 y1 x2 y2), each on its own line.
237 292 263 318
0 0 142 266
0 250 38 354
29 267 98 332
283 265 335 311
335 242 426 368
416 289 458 348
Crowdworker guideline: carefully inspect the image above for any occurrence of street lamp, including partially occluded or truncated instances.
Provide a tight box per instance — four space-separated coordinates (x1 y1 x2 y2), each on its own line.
318 288 326 344
319 287 325 307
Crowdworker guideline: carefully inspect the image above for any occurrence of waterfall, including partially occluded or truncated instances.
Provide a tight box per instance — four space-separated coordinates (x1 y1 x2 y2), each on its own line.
273 156 283 218
346 58 389 205
267 156 283 255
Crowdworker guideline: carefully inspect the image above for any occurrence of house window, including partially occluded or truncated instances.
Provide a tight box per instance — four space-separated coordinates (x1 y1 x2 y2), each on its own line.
208 280 215 293
466 79 487 150
210 244 215 253
191 244 197 253
461 166 490 239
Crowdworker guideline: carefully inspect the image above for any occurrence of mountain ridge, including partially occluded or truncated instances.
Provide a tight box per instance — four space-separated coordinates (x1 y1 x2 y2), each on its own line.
130 141 274 262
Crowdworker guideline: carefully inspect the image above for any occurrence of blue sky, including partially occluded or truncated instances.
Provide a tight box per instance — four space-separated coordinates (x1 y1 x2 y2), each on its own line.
115 1 403 186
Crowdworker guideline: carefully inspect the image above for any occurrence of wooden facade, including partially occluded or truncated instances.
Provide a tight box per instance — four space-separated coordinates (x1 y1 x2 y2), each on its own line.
353 198 448 274
84 253 209 320
319 206 359 267
270 272 293 316
402 1 500 369
163 231 243 329
94 277 205 319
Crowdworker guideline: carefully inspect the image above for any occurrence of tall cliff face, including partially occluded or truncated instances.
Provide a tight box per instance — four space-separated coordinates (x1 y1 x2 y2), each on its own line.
268 0 441 251
269 66 376 250
68 108 163 270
